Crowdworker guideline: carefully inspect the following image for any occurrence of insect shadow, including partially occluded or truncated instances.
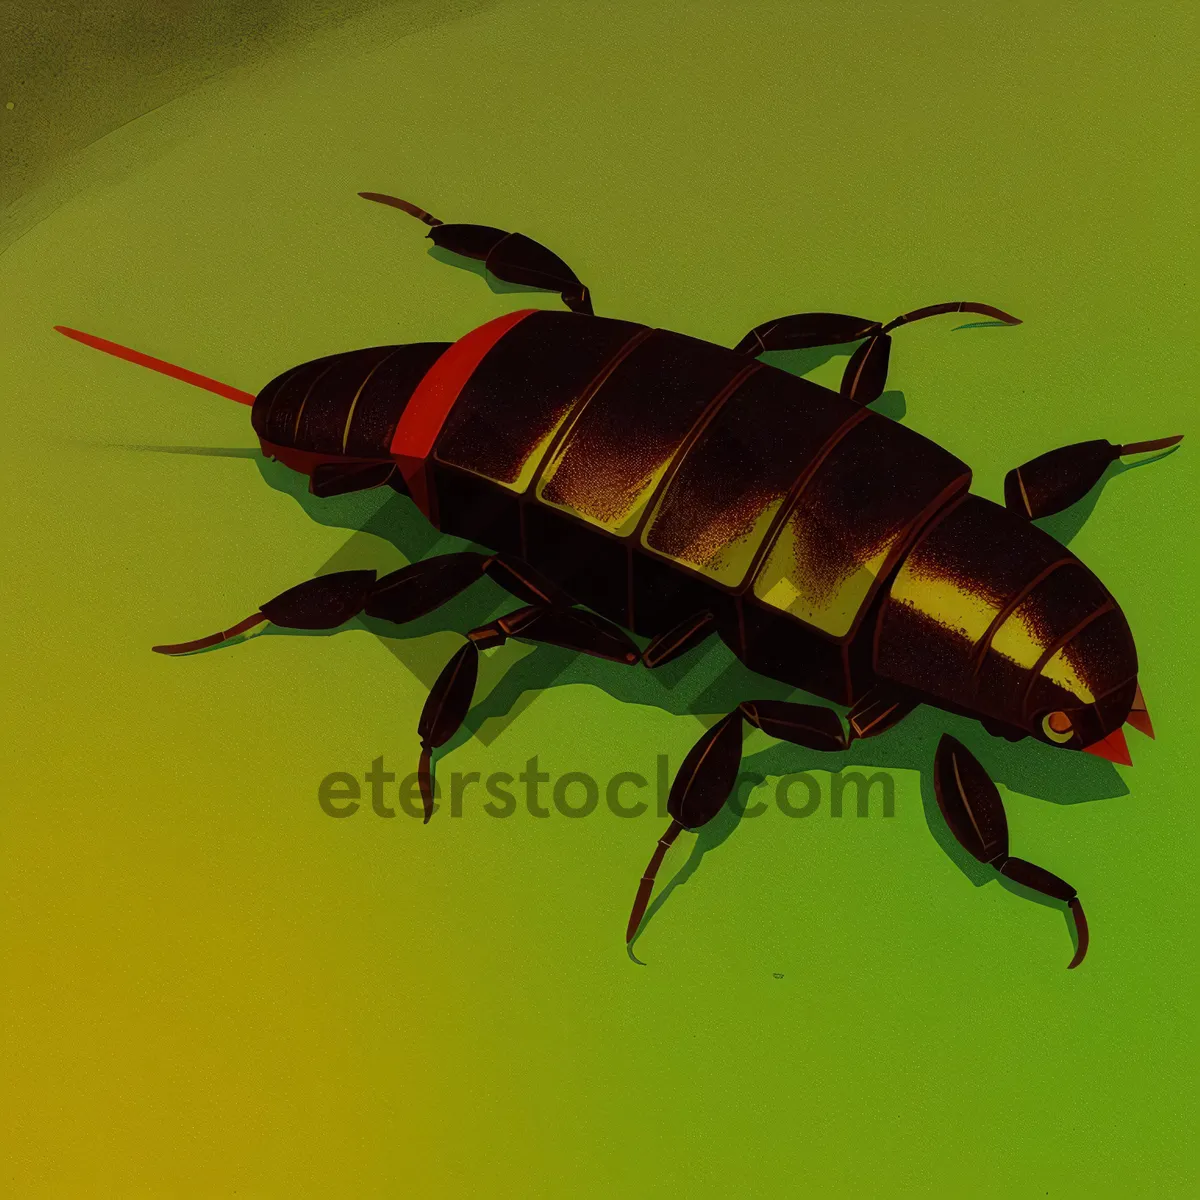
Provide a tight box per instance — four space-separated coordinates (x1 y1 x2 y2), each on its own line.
161 338 1145 952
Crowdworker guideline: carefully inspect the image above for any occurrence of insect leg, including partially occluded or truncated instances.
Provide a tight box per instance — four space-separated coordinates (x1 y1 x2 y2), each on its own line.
365 551 577 624
626 711 745 943
738 700 849 751
641 610 716 667
359 191 593 314
933 735 1089 968
734 313 882 356
847 303 1019 404
735 304 1022 357
417 605 641 821
736 301 1021 405
627 700 849 943
310 461 397 497
846 687 919 740
880 302 1021 333
152 570 378 655
154 552 500 655
1004 435 1183 519
499 607 641 663
484 555 575 609
733 313 893 404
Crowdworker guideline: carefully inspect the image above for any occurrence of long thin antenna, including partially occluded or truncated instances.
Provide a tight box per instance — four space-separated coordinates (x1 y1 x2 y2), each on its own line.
54 326 256 406
358 192 444 227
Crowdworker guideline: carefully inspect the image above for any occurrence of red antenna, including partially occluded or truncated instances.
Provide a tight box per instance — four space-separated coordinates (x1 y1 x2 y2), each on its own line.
54 326 256 406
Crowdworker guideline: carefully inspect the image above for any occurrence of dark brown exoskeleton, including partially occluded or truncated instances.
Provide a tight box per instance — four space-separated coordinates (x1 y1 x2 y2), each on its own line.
57 192 1181 969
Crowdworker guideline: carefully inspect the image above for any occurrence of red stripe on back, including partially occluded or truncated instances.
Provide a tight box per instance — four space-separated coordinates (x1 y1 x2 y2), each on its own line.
391 309 539 517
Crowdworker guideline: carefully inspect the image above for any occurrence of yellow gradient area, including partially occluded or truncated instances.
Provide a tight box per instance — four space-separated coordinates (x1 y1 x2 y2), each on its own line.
889 566 999 645
989 604 1052 671
753 510 896 638
536 454 671 536
1 2 1195 1197
1041 645 1097 705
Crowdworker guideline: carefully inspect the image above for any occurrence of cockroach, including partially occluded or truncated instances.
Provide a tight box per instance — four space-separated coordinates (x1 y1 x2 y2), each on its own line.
57 191 1182 969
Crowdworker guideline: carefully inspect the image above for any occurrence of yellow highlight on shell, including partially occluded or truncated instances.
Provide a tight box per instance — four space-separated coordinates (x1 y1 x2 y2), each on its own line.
891 569 997 644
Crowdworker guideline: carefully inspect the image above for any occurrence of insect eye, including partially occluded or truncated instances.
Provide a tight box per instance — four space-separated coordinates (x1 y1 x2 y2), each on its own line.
1042 711 1074 743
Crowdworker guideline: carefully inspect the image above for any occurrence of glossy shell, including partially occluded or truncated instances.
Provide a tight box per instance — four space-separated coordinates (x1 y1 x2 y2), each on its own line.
249 310 1134 722
875 494 1137 739
430 311 970 659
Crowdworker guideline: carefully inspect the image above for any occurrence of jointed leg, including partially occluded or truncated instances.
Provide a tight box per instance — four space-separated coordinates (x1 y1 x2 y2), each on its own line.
153 555 622 824
1004 435 1183 519
626 686 919 942
419 607 724 821
417 605 640 820
156 549 639 803
360 191 593 314
156 561 721 825
151 569 379 655
151 552 573 657
846 687 918 739
641 610 716 667
627 698 870 942
933 735 1089 968
734 302 1021 405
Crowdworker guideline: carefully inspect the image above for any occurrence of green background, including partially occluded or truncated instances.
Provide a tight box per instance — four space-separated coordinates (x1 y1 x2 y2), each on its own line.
1 1 1196 1195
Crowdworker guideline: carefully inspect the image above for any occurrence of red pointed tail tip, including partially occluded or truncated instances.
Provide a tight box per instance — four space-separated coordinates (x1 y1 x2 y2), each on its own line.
1082 726 1132 766
1127 684 1154 739
1126 710 1155 740
54 325 256 406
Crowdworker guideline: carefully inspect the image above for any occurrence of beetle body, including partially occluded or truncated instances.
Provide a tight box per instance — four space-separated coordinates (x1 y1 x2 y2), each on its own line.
250 307 1136 751
59 191 1180 967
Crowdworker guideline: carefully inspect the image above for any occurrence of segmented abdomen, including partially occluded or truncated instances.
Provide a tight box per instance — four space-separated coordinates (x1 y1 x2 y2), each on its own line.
251 342 449 458
429 310 970 649
876 495 1136 728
